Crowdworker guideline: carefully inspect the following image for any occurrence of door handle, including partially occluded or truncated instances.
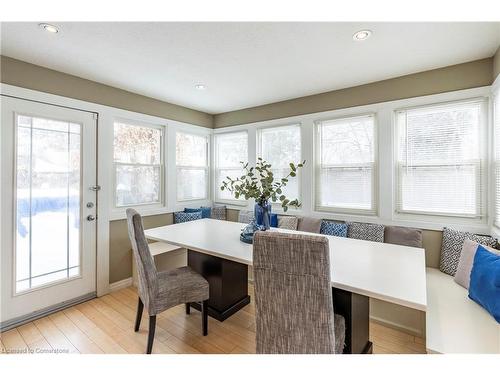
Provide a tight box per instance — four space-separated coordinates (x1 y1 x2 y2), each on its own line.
87 215 96 221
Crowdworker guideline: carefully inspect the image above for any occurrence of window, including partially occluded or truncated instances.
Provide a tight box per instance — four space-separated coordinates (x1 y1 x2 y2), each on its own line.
396 99 486 218
113 121 163 207
176 132 209 201
494 90 500 228
15 115 82 292
214 131 248 202
258 124 301 202
315 114 376 214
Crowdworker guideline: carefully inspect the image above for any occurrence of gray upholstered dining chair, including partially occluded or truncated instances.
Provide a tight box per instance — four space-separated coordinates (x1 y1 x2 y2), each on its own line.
253 231 345 354
126 208 210 354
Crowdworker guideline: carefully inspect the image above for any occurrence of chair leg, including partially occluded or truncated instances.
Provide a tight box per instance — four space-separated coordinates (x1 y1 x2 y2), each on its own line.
202 300 208 336
146 315 156 354
134 297 144 332
185 303 191 315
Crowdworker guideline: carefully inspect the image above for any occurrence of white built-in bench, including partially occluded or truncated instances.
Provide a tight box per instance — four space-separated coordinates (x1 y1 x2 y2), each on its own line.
132 242 184 287
426 267 500 353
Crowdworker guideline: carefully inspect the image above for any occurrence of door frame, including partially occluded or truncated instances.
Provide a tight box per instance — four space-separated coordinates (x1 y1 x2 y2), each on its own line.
1 84 110 296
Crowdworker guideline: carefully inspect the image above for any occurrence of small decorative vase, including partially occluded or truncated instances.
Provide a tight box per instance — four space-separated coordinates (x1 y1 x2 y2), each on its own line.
255 200 271 230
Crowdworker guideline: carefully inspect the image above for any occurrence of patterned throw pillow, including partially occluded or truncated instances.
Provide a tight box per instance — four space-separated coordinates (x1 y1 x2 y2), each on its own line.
238 210 254 224
347 222 385 242
277 216 299 230
211 205 226 220
439 227 498 276
174 211 202 223
320 221 348 237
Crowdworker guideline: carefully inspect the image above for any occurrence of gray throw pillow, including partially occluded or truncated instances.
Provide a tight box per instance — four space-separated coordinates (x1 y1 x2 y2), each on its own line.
454 239 500 289
297 217 322 233
278 216 299 230
211 205 226 220
439 227 498 276
238 210 254 224
347 222 384 242
384 226 423 248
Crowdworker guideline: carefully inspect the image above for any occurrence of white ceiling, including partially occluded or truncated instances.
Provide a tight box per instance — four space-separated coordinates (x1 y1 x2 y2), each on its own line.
1 22 499 114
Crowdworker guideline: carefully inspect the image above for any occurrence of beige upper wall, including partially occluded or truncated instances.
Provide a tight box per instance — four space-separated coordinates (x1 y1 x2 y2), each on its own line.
214 58 494 128
0 56 213 128
494 46 500 81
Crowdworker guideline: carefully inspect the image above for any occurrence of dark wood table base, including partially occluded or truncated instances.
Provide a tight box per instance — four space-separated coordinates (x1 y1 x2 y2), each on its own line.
333 287 372 354
187 250 251 322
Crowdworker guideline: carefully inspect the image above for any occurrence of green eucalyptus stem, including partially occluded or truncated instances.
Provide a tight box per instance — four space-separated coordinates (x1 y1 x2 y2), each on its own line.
220 158 306 212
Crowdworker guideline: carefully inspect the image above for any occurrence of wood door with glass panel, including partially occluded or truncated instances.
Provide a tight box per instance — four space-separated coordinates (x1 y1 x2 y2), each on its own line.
1 96 97 328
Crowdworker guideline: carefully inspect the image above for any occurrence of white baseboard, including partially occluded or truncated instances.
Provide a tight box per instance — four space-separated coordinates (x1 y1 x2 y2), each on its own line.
109 277 133 292
370 315 424 338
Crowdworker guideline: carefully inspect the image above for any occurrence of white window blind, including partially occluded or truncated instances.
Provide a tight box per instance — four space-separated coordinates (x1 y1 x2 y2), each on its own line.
113 121 163 207
258 124 301 202
494 90 500 228
214 131 248 202
396 99 486 218
315 114 376 214
176 132 208 201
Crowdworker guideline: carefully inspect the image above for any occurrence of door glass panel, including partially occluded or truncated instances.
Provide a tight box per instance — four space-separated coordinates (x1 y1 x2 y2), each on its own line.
15 115 82 293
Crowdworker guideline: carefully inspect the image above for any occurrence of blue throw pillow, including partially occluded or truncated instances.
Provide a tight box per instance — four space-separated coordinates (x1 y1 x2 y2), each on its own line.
469 245 500 323
320 221 348 237
270 213 278 228
184 207 202 214
175 211 202 223
200 206 212 219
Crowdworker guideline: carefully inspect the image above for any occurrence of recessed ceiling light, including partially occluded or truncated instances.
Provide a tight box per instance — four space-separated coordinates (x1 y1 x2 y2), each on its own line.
195 84 206 90
39 23 59 33
353 30 372 41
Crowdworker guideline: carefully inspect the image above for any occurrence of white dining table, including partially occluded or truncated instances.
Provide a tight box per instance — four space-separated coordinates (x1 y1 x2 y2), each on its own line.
145 218 427 353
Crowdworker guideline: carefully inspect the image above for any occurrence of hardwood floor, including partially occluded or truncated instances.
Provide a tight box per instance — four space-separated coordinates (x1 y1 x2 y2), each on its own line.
1 284 427 354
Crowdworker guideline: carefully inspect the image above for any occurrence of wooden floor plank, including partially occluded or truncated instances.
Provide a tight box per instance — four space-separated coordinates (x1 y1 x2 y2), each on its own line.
1 329 29 353
2 283 426 354
49 311 104 354
33 316 79 353
64 307 128 354
17 322 53 352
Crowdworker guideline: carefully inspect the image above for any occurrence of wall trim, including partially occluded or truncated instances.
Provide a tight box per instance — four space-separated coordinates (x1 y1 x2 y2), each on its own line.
109 277 133 292
369 315 424 338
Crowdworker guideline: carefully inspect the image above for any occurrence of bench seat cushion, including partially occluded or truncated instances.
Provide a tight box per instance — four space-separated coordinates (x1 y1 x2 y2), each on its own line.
426 268 500 353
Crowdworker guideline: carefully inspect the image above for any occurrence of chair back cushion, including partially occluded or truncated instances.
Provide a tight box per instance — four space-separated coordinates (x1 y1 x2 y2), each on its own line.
454 239 500 289
297 217 322 233
439 227 497 276
174 211 202 223
253 231 340 354
126 208 158 314
211 205 226 220
347 222 384 242
320 221 348 237
468 246 500 323
384 226 423 248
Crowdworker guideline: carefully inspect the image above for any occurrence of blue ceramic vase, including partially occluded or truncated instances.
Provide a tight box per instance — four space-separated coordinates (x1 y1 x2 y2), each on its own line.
255 200 271 230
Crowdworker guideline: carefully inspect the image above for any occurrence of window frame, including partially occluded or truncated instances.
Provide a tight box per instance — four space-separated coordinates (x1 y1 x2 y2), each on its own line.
175 130 210 203
493 85 500 229
112 118 166 210
314 113 378 216
256 122 303 209
394 97 489 222
213 130 249 205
